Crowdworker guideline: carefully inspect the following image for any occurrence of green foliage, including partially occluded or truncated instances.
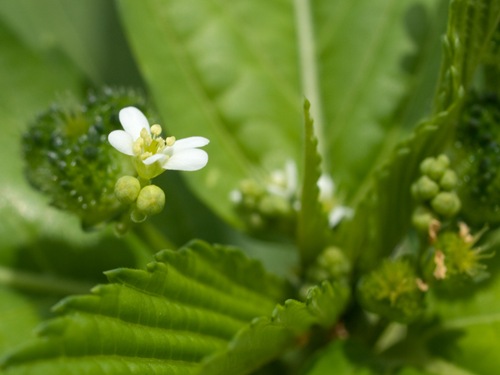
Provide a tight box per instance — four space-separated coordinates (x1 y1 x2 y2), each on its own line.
0 242 350 375
3 0 500 373
297 100 332 267
339 0 500 270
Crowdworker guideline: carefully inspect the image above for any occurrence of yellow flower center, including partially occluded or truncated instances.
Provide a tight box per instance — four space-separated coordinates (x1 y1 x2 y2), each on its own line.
132 125 175 161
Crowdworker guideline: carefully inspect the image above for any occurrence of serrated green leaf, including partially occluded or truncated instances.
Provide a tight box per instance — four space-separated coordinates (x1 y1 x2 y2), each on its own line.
0 241 289 374
199 280 350 375
117 0 426 225
0 241 350 375
297 100 332 268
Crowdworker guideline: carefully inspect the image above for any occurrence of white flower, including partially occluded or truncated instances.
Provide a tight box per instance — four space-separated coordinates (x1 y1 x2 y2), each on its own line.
267 159 298 199
108 107 209 179
317 174 354 228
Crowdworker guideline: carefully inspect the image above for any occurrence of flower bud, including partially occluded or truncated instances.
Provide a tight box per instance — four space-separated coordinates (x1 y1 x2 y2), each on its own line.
431 192 461 218
439 170 458 191
411 206 435 232
420 155 449 181
114 176 141 204
306 247 351 283
136 185 165 216
412 176 440 201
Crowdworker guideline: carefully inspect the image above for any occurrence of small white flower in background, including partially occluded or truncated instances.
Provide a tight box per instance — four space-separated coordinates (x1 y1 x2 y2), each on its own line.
317 174 354 228
108 107 209 180
267 159 298 199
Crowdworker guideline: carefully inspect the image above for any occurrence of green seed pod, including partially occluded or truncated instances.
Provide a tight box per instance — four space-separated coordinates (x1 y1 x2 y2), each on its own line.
439 169 458 191
114 176 141 204
22 87 149 229
136 185 165 216
357 259 425 323
431 192 461 218
412 175 440 201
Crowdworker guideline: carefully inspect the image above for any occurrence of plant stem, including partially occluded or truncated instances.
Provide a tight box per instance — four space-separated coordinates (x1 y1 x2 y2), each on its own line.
0 266 92 296
134 222 176 252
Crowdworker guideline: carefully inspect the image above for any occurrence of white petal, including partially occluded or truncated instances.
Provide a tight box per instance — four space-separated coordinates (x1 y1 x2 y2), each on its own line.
172 136 210 152
162 149 208 171
119 106 150 140
108 130 134 155
328 206 354 228
143 153 168 165
317 174 335 202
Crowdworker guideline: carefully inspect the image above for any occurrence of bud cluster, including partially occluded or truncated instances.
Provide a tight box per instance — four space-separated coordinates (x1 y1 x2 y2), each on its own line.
411 154 461 232
114 176 165 230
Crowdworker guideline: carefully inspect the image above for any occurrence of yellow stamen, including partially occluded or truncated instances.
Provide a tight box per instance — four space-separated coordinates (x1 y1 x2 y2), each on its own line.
151 124 162 136
166 136 176 146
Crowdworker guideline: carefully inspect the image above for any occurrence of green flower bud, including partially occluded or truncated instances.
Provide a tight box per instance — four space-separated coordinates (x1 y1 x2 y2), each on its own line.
258 195 292 216
23 87 149 229
411 206 435 232
357 259 425 323
439 170 458 191
114 176 141 204
136 185 165 216
412 176 440 201
307 247 351 283
420 155 449 181
431 192 461 218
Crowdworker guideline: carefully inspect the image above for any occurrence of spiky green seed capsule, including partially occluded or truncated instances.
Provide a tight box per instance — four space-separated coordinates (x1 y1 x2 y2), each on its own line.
422 229 491 295
453 92 500 225
22 87 149 229
357 259 425 323
136 185 165 216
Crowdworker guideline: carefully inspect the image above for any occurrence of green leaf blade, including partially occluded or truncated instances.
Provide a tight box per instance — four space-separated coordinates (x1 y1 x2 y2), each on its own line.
1 242 288 374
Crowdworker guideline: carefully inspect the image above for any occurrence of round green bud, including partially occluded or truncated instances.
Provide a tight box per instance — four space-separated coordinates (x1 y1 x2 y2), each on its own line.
421 155 449 181
439 169 458 191
114 176 141 204
258 195 291 216
413 176 440 201
411 206 435 232
431 192 461 217
307 246 351 283
136 185 165 216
